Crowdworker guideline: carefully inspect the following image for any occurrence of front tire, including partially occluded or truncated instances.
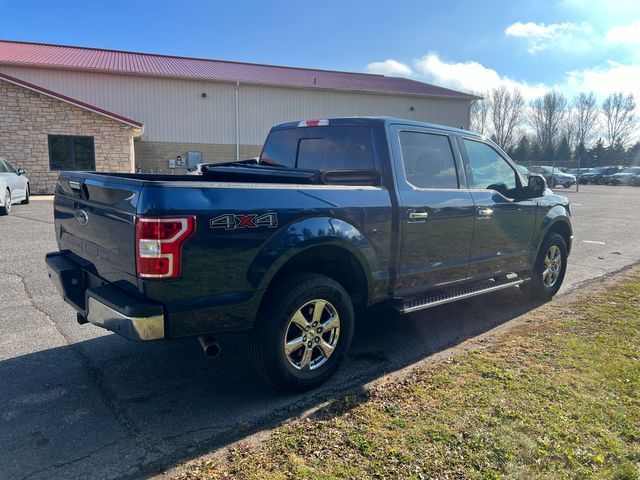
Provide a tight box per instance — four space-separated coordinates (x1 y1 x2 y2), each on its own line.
563 182 571 188
0 189 11 215
251 273 355 392
521 233 567 301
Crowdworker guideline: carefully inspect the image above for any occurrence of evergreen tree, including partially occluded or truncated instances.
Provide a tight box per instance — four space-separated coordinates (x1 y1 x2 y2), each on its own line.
556 135 572 167
511 135 530 166
588 139 606 167
530 141 542 168
542 143 556 167
626 141 640 166
574 140 587 169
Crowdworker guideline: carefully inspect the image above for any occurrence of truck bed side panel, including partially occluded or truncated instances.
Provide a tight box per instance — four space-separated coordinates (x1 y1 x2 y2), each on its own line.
137 183 393 337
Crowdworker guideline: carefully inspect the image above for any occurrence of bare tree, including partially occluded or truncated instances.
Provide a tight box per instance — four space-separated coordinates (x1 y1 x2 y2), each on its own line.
602 92 636 148
529 91 568 150
469 92 490 135
572 92 599 148
489 86 525 151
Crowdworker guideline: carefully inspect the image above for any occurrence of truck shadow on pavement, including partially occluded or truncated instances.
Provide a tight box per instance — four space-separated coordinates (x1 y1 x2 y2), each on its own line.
1 288 544 480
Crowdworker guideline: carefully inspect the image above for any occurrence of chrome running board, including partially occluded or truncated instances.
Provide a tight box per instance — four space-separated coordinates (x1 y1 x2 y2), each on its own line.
400 275 530 314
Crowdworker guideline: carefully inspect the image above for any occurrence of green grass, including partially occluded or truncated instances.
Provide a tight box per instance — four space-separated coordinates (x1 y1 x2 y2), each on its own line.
179 275 640 480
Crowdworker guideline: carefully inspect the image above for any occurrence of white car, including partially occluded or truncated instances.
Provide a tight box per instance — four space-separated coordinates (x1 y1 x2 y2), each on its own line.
531 165 576 188
0 157 30 215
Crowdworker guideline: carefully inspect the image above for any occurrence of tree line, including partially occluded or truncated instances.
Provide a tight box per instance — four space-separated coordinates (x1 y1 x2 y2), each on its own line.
470 87 639 168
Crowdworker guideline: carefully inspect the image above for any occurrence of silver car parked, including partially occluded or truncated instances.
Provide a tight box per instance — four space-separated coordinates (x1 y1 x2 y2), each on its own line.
0 157 30 215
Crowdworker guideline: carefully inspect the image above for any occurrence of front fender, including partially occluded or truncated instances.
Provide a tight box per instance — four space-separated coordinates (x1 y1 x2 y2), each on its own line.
249 216 381 303
0 178 8 205
531 204 572 264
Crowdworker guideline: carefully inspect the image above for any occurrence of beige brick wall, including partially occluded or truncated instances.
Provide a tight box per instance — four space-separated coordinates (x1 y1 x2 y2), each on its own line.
135 140 262 174
0 79 141 194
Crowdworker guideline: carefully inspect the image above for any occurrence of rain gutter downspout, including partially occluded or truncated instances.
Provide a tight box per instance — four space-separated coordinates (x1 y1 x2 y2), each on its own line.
235 81 240 162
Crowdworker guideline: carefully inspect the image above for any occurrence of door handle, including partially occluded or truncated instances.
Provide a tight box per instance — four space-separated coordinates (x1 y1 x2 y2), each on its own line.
408 211 429 220
478 207 494 218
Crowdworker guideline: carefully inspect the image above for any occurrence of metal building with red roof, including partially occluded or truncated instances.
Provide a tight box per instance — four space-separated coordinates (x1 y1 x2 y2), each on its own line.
0 40 476 191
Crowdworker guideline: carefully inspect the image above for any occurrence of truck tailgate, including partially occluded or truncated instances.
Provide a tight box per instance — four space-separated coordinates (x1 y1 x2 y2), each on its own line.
54 173 142 292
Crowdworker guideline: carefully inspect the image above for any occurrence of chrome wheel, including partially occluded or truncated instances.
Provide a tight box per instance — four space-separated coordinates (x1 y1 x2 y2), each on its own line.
284 299 340 371
542 245 562 288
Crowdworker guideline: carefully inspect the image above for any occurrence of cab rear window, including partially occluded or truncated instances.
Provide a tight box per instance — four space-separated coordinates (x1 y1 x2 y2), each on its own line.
260 126 374 170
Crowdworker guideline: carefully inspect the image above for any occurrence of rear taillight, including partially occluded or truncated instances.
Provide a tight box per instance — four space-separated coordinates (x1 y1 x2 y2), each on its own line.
136 216 196 279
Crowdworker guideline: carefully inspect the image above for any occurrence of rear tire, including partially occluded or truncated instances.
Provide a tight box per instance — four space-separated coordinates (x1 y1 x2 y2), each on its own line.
21 184 30 204
0 189 10 215
250 273 355 392
521 233 567 301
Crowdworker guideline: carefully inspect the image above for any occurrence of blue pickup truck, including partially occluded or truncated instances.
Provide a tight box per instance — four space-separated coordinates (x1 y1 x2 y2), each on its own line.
46 117 572 391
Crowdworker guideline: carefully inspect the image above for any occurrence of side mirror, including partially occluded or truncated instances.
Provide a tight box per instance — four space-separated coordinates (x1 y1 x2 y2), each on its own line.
527 174 546 198
17 168 25 175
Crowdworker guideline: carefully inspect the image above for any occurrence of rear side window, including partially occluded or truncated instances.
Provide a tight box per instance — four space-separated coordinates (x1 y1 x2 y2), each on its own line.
0 160 9 173
260 126 374 170
399 131 459 189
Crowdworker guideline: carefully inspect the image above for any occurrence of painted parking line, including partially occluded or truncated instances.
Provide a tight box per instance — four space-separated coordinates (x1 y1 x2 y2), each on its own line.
582 240 606 245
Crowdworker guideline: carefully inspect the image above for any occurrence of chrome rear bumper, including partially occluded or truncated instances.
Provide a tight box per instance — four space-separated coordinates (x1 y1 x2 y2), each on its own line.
86 296 165 341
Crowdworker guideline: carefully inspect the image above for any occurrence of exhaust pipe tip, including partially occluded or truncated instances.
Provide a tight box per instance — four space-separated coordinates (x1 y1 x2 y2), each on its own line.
198 336 220 358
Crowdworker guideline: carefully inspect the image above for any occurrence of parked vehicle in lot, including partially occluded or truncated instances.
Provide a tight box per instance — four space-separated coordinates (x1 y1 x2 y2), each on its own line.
580 166 624 184
0 157 30 215
46 117 572 391
530 165 576 188
609 167 640 185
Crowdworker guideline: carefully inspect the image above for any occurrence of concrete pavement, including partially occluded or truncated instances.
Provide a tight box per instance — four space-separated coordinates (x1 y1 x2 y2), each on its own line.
1 184 639 480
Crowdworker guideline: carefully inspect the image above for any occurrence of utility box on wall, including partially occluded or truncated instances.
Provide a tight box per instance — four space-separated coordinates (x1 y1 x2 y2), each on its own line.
188 151 202 169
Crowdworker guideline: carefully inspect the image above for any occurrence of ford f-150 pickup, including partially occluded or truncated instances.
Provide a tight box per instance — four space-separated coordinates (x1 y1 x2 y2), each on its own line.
46 117 572 391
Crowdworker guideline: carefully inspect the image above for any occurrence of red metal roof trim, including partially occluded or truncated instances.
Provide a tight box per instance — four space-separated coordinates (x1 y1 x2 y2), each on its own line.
0 71 144 128
0 40 479 100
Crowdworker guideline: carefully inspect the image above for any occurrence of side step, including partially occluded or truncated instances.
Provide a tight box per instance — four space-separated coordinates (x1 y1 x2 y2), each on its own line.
400 275 530 314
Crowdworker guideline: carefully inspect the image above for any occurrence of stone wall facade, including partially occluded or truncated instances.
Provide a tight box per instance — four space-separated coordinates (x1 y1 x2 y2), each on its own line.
0 79 141 194
134 140 262 174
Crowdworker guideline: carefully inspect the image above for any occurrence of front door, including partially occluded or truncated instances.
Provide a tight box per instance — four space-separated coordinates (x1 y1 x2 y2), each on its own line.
391 127 475 296
460 138 537 280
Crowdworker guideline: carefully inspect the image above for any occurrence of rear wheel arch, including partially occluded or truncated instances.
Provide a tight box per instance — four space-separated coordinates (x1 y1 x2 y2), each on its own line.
259 244 370 314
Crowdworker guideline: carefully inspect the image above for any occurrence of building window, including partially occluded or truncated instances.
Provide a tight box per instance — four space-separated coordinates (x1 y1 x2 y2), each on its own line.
48 135 96 171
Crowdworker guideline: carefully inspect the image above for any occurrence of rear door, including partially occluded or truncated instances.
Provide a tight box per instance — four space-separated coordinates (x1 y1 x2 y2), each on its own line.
54 173 143 291
390 126 475 295
460 138 537 279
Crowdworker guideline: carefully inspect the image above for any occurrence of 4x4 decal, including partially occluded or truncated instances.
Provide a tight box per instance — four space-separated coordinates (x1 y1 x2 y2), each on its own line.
210 213 278 230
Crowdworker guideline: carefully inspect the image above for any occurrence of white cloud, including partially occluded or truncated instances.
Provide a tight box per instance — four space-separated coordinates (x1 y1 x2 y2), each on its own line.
364 52 640 105
412 53 548 100
566 61 640 101
504 21 594 53
605 20 640 46
365 59 412 76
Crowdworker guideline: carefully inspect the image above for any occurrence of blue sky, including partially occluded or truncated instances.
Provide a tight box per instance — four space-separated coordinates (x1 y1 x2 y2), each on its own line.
0 0 638 100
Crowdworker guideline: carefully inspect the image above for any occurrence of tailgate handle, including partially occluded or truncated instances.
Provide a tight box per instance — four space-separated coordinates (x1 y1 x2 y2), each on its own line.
68 180 82 190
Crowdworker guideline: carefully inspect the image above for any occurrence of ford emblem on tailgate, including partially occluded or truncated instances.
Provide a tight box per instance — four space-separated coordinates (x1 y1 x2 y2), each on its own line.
75 210 89 226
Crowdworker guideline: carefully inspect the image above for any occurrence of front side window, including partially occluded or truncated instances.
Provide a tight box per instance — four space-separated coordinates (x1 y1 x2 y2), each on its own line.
260 126 374 170
464 139 518 198
48 135 95 171
0 160 9 173
399 131 458 189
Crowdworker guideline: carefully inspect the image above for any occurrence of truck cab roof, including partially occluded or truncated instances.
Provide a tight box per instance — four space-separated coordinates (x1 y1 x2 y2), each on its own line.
271 116 482 139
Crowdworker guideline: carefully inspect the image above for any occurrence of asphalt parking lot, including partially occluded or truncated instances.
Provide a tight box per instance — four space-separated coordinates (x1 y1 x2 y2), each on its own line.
1 184 640 480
